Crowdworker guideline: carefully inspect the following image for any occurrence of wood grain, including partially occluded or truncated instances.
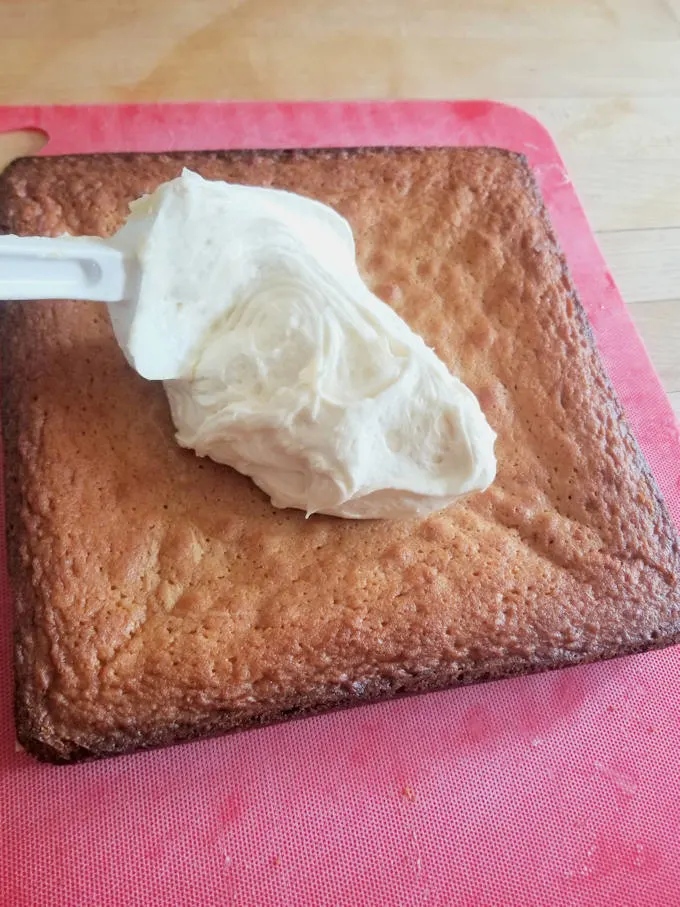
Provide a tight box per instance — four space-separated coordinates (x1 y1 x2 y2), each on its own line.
598 231 680 303
0 0 678 405
627 302 680 393
670 392 680 421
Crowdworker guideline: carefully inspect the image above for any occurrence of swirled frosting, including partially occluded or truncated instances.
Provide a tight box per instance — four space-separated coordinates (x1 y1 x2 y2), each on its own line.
109 169 496 519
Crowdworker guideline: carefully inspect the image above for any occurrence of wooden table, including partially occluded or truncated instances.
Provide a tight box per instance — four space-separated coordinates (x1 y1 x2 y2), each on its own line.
1 0 679 416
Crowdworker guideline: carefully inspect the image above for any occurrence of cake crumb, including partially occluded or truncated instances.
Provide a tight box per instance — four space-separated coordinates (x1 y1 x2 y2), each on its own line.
401 785 417 803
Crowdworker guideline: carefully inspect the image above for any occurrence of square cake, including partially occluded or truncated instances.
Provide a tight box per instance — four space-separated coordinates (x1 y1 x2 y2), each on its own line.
1 147 678 762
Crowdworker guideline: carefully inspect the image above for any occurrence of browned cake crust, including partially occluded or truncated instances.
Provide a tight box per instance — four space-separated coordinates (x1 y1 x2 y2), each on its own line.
1 147 679 763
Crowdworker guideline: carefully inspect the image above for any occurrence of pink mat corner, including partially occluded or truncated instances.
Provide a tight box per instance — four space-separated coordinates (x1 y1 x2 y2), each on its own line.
1 100 679 907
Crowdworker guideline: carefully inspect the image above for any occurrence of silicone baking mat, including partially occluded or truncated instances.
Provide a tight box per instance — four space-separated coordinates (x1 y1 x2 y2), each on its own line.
1 101 679 907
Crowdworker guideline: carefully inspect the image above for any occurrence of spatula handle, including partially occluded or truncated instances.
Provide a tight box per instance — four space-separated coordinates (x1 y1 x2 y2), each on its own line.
0 234 129 303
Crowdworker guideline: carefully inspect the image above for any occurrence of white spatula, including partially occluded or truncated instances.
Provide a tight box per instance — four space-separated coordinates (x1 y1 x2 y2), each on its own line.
0 234 137 303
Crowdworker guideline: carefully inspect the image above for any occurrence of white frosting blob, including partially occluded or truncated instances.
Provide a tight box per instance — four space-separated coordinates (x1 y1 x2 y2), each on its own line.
109 169 496 519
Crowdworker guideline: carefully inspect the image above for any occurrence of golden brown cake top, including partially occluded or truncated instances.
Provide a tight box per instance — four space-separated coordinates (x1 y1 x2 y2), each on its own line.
2 146 679 761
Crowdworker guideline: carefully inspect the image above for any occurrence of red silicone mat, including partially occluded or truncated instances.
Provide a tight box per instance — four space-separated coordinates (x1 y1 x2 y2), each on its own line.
1 101 679 907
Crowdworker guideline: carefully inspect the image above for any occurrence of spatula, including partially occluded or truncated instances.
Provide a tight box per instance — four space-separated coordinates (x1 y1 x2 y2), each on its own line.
0 234 136 303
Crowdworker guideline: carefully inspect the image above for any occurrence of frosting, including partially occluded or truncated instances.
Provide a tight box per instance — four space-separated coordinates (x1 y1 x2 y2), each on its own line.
109 169 496 519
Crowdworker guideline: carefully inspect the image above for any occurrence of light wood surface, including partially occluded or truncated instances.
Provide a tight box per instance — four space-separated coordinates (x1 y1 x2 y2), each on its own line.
1 0 679 416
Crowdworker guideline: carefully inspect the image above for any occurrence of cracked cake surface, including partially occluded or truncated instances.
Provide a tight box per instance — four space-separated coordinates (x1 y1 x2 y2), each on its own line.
1 146 679 762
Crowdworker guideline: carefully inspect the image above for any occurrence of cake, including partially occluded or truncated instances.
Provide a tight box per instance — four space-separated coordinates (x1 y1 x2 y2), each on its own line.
1 146 679 763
